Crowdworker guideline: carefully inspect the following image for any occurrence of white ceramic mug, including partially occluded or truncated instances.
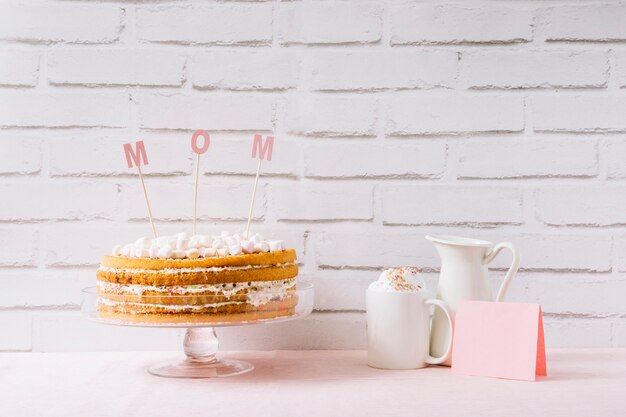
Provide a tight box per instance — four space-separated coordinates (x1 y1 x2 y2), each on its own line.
366 288 453 370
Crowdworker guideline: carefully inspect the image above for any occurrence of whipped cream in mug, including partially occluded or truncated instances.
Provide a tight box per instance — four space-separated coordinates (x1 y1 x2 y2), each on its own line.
369 267 424 292
366 266 452 369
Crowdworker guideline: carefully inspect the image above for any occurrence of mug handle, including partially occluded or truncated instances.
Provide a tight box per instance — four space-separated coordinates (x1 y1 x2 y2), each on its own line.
425 299 453 365
483 242 520 302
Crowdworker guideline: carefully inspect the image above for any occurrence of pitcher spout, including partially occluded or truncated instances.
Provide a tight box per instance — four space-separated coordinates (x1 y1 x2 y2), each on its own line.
425 235 493 248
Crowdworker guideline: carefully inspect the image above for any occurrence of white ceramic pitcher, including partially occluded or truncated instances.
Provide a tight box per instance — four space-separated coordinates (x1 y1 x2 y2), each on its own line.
426 235 520 366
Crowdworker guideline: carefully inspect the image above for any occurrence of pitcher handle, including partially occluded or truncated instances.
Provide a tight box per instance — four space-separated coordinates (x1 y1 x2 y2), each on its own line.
425 299 453 365
483 242 520 302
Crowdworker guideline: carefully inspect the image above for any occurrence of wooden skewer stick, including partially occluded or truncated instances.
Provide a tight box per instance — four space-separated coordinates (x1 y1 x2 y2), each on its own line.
245 134 274 239
193 152 200 235
245 158 262 239
124 141 157 238
136 163 157 238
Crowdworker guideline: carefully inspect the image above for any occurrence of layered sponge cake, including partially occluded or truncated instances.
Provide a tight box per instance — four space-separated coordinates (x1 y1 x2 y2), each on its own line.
97 231 299 324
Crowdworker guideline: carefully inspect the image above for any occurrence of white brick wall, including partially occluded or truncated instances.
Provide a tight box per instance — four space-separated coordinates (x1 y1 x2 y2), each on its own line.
308 50 458 91
0 4 122 44
532 96 626 132
540 5 626 42
136 5 273 45
286 96 377 136
390 5 533 45
460 50 608 89
192 51 300 91
278 3 383 45
386 95 525 135
48 49 187 87
1 0 625 352
0 92 129 127
0 50 40 87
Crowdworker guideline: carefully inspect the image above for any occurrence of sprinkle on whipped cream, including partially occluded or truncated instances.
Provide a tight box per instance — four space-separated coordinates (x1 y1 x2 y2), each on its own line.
371 267 424 292
111 231 286 260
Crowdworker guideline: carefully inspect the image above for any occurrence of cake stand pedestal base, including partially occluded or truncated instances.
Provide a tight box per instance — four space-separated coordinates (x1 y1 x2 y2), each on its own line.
148 327 254 378
82 282 314 379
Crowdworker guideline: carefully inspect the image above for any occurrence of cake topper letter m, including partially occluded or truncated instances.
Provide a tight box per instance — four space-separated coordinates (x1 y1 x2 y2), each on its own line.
123 140 149 168
251 135 274 161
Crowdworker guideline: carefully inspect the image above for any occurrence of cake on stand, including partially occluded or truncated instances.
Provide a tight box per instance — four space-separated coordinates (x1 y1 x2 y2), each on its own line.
82 282 314 378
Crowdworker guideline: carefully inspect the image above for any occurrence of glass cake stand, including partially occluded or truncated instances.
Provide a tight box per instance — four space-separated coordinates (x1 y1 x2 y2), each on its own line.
81 282 314 378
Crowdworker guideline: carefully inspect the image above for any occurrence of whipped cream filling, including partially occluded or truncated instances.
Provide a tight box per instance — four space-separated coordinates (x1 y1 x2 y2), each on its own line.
97 278 296 297
98 262 296 275
111 231 289 260
99 292 289 310
98 297 244 311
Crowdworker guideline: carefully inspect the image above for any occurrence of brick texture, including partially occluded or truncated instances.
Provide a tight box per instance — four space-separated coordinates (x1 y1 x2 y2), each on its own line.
386 95 524 135
532 96 626 132
136 5 272 45
192 51 300 91
0 93 129 128
308 51 458 91
461 50 608 89
614 51 626 88
286 96 377 136
271 183 373 221
0 227 39 267
390 5 532 45
381 185 523 226
48 49 186 87
541 5 626 42
304 141 446 179
0 136 41 174
279 3 382 45
605 138 626 179
0 4 121 44
136 93 273 130
0 182 118 221
458 138 597 179
0 50 39 86
536 186 626 226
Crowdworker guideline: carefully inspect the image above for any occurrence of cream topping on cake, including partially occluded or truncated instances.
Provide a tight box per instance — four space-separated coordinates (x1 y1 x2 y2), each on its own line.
111 231 287 260
98 261 296 275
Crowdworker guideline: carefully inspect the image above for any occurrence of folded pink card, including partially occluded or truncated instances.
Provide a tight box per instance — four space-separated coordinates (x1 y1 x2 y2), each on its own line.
451 301 547 381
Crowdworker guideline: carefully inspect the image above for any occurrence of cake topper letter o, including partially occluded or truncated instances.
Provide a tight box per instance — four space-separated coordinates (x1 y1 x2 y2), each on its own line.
191 130 210 154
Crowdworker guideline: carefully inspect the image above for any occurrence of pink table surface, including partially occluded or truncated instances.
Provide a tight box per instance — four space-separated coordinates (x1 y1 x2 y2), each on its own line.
1 349 625 417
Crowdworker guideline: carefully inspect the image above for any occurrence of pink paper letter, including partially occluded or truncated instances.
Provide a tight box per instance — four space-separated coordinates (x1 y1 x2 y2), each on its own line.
123 141 149 168
191 130 210 154
251 134 274 161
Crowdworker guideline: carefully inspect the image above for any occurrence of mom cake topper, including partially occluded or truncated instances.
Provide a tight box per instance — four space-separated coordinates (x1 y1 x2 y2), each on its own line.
122 133 275 238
